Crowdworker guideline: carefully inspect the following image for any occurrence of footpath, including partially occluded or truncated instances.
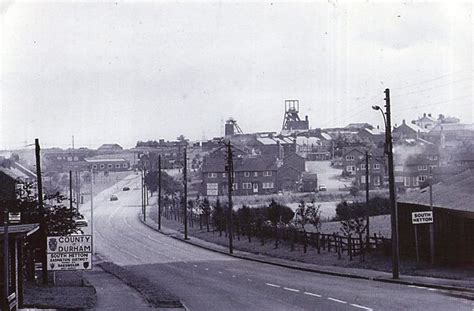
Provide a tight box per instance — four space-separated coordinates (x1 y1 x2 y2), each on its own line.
142 211 474 300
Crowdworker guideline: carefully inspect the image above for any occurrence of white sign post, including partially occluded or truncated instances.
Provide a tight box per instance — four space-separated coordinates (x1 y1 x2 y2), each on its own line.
47 235 93 271
411 211 434 264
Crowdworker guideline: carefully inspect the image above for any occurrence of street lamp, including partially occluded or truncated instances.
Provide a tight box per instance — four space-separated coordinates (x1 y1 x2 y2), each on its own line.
372 88 400 279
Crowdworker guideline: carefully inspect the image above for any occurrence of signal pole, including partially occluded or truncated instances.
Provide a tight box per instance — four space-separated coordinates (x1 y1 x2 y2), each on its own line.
365 151 370 242
158 155 162 231
35 138 48 284
226 141 234 254
384 89 400 279
183 148 188 240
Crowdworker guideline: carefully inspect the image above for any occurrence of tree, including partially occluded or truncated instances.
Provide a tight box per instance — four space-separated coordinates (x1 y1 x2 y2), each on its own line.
267 200 294 248
238 205 252 242
144 170 182 195
212 199 225 236
294 200 321 253
335 200 366 237
200 197 212 232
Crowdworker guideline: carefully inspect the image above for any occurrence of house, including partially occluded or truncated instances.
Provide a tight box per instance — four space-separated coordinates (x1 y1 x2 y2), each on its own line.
85 157 130 172
341 147 366 176
201 155 279 196
354 154 387 189
345 123 373 130
392 120 429 142
414 113 438 130
301 172 318 192
42 148 95 173
295 136 331 161
427 123 474 150
397 169 474 265
449 151 474 170
97 143 123 153
394 145 440 189
357 127 385 145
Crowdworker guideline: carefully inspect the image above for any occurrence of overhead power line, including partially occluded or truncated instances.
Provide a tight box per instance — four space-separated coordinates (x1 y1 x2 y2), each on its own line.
392 70 473 90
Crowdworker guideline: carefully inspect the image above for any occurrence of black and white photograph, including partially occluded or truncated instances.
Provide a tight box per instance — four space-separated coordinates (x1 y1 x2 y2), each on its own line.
1 0 473 310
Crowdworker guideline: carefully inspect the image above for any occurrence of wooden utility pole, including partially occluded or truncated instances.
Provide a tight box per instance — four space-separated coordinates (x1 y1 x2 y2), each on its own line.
384 89 400 279
142 167 146 222
158 155 162 231
3 209 9 310
69 170 73 209
35 138 48 284
429 167 435 265
226 141 234 254
365 151 370 242
183 148 188 240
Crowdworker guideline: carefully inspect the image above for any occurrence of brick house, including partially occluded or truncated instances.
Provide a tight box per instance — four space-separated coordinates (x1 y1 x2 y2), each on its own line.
392 119 429 142
201 155 278 196
341 147 366 176
394 146 440 189
354 155 387 189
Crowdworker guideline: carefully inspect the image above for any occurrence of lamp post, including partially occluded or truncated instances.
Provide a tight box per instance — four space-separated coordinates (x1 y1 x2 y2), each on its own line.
372 88 400 279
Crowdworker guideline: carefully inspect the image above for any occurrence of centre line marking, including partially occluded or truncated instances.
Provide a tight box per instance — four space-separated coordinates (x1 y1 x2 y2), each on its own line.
304 292 322 297
232 275 236 278
328 297 347 304
265 283 281 288
205 268 209 271
218 271 223 274
193 265 197 267
350 304 373 311
283 287 300 292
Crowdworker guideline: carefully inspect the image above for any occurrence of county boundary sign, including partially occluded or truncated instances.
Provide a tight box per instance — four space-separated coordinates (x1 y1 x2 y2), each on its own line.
46 235 93 271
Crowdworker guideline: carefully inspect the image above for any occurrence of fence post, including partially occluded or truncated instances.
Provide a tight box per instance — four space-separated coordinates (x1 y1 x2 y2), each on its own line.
322 234 326 251
348 234 353 261
359 233 365 262
316 232 321 254
336 233 341 259
374 233 378 249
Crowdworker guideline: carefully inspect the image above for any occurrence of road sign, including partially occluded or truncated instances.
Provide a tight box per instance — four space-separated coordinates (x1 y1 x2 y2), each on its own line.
8 212 21 224
47 235 92 271
47 235 92 253
412 211 433 225
207 183 218 196
47 253 92 271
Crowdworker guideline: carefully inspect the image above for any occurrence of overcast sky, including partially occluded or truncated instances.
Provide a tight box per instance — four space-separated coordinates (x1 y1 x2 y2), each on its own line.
1 1 472 150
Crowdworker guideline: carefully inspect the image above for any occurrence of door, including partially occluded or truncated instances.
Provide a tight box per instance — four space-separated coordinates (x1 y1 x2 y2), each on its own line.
252 182 259 193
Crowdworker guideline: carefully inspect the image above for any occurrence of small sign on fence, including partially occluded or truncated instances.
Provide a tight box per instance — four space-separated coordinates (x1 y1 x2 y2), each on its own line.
412 211 433 225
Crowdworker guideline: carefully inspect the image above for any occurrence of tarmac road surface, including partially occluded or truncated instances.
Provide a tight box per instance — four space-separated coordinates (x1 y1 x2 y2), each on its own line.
90 173 474 311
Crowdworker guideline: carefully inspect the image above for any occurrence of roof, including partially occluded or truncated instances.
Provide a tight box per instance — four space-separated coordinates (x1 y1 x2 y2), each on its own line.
345 123 373 129
202 155 277 173
342 147 366 157
429 123 474 133
302 172 318 181
320 133 332 140
0 223 40 236
0 167 25 181
398 169 474 213
451 152 474 162
98 143 123 149
395 120 429 133
362 128 384 136
84 158 128 163
256 137 278 145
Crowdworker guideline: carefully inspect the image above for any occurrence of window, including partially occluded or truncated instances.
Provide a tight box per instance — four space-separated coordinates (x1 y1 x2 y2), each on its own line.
373 176 381 186
254 172 258 177
418 175 427 182
373 164 380 170
92 164 97 169
67 157 72 161
208 172 217 178
108 164 113 169
244 172 250 177
395 176 404 183
346 155 355 161
346 165 355 173
57 156 62 160
263 171 272 176
360 164 366 170
222 172 227 178
404 177 410 187
115 164 121 168
74 156 79 161
418 165 423 171
100 164 105 169
232 183 238 190
242 183 252 189
413 177 419 187
360 176 370 184
262 182 274 189
123 163 128 168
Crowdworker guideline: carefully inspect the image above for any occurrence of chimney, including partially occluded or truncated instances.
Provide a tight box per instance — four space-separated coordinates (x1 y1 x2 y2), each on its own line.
402 119 406 124
428 113 432 117
411 120 416 125
423 113 426 117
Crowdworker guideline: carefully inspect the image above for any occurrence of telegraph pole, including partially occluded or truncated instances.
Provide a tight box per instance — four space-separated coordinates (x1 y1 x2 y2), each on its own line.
90 167 94 254
158 155 162 231
429 167 435 265
365 151 370 241
183 148 188 240
141 168 145 221
385 89 400 279
69 170 73 209
226 141 234 254
35 138 48 284
3 209 9 310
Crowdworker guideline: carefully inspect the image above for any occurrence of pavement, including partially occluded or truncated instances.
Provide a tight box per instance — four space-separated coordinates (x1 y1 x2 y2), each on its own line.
142 210 474 297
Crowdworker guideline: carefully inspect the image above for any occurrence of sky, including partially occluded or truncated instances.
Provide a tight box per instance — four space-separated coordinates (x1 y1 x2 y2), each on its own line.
1 0 472 150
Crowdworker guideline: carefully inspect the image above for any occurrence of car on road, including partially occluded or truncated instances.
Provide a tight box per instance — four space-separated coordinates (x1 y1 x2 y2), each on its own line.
318 184 327 191
110 194 118 201
74 218 88 227
122 187 130 191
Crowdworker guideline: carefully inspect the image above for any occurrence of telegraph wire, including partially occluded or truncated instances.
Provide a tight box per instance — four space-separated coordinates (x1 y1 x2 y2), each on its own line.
392 70 473 90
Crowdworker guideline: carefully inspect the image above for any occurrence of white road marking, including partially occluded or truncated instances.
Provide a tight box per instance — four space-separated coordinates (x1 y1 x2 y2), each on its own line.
304 292 322 297
248 279 252 282
205 268 209 271
218 271 223 274
350 303 373 311
408 285 426 289
193 265 197 268
283 287 300 292
265 283 281 288
232 275 236 278
427 288 437 291
328 297 347 304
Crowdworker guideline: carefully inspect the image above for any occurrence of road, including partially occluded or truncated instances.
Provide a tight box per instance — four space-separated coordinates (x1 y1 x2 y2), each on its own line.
89 173 473 310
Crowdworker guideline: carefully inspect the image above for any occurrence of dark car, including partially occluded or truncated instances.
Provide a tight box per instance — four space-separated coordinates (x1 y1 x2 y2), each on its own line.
122 187 130 191
110 195 118 201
